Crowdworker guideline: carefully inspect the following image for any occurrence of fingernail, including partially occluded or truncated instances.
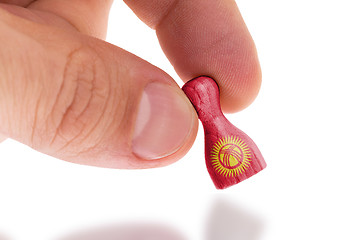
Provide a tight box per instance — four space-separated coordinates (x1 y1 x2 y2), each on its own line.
132 82 195 160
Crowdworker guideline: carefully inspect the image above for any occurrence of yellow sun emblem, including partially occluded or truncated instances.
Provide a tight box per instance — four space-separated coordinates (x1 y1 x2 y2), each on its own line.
211 136 252 177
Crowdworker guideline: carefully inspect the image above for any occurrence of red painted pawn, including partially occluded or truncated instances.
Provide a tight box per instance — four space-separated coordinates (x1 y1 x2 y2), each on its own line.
182 76 266 189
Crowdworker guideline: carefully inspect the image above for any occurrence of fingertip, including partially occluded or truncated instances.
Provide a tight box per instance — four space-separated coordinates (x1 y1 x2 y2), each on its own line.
153 115 198 168
153 0 262 113
177 43 262 114
132 115 199 169
131 81 199 165
218 53 262 113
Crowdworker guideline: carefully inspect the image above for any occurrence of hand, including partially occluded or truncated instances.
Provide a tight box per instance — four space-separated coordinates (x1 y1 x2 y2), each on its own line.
0 0 261 168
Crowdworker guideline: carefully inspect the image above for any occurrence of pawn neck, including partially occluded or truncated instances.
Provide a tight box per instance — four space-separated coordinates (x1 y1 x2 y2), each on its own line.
182 76 224 122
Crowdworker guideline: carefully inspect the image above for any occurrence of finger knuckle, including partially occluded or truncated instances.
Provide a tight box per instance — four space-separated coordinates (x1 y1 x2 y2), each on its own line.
48 46 111 153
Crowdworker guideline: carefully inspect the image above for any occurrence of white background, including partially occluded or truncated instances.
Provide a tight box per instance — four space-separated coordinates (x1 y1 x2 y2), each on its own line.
1 0 341 239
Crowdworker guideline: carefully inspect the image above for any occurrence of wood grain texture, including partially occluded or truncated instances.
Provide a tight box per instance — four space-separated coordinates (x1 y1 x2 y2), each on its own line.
182 76 266 189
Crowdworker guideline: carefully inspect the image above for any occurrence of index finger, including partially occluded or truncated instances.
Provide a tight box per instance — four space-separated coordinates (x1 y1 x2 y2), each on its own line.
124 0 261 113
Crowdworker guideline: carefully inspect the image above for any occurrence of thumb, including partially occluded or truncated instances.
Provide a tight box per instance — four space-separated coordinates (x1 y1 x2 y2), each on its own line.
0 10 197 168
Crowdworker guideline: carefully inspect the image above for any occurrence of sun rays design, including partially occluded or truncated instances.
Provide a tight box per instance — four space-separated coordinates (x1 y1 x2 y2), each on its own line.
211 136 252 177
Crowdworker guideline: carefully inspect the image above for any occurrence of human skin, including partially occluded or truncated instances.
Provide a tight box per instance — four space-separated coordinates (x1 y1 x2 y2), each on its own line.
0 0 261 169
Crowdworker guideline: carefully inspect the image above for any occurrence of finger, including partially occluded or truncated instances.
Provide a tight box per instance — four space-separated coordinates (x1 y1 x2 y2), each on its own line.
0 9 198 168
124 0 262 113
27 0 113 39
